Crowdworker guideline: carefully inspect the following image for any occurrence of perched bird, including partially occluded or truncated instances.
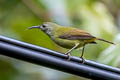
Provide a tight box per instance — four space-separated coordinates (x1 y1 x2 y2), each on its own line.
28 22 115 64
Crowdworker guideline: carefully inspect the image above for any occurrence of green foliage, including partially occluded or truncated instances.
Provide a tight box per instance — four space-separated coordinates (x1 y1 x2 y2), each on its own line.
0 0 120 80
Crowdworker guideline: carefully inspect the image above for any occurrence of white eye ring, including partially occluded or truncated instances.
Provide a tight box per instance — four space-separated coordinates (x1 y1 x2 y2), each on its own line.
42 25 46 28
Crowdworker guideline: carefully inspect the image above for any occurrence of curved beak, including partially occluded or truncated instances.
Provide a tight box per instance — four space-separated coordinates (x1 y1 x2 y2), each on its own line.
27 25 40 30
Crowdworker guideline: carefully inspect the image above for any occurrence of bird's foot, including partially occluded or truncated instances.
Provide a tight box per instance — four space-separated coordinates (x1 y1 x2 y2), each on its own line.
80 56 85 64
65 52 71 61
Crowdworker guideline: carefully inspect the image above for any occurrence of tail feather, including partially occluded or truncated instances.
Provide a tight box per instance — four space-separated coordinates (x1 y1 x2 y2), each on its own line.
97 38 115 45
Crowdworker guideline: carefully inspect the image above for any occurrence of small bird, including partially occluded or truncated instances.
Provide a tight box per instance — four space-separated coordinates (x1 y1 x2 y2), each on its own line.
28 22 115 64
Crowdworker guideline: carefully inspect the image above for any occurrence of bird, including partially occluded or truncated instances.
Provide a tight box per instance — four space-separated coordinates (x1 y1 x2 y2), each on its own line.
28 22 115 64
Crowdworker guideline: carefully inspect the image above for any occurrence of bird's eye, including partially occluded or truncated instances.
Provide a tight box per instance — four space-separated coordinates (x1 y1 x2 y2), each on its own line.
42 25 46 28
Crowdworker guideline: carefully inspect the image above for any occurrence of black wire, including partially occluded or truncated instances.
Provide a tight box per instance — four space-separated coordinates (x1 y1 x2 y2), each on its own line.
0 35 120 80
1 41 120 80
0 35 120 74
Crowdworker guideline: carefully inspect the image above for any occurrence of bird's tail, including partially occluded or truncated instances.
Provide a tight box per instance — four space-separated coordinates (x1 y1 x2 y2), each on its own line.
96 38 115 45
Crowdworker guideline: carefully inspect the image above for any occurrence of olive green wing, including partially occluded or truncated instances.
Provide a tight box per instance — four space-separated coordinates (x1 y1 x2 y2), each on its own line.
58 28 96 40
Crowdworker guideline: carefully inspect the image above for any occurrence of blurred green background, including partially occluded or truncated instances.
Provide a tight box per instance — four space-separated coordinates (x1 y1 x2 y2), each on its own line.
0 0 120 80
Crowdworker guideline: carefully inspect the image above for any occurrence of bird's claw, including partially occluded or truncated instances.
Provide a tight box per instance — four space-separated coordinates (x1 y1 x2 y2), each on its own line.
80 56 85 64
65 53 71 61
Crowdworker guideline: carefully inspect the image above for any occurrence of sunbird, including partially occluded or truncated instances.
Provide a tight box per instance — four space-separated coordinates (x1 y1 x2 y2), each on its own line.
28 22 115 64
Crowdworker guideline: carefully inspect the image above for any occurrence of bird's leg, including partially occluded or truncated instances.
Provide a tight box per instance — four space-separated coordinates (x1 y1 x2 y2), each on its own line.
80 43 86 64
65 43 79 60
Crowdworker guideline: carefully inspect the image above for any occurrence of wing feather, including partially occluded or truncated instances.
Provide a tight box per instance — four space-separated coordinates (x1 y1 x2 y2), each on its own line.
58 28 96 40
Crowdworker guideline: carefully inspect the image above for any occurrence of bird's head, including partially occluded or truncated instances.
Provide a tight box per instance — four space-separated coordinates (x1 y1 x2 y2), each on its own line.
28 22 59 35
